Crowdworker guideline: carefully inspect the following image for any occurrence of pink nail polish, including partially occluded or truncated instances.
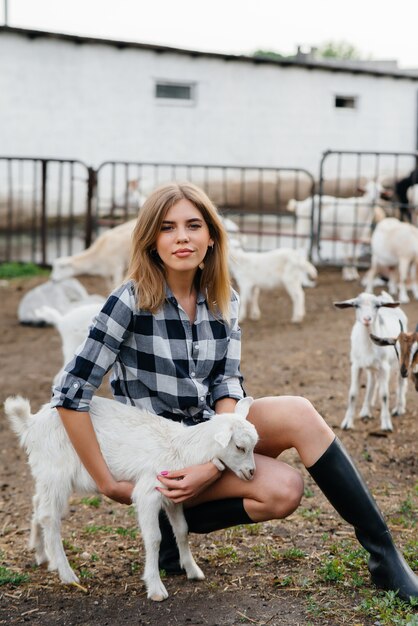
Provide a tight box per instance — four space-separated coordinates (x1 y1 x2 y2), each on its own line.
160 471 169 476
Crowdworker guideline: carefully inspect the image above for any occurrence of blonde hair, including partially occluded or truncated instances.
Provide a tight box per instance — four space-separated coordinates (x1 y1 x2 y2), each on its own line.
127 181 232 322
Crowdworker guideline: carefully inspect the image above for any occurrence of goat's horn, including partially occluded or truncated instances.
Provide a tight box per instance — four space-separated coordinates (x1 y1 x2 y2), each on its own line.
399 319 404 332
415 323 418 332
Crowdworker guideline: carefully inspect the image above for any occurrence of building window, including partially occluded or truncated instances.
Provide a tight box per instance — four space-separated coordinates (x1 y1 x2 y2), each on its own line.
155 82 194 102
335 95 357 109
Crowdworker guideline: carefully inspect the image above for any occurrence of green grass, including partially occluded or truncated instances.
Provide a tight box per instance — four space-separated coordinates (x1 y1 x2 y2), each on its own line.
0 262 49 279
80 496 102 508
0 565 29 586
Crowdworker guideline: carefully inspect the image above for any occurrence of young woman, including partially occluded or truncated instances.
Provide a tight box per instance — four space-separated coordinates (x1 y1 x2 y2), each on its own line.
52 182 417 602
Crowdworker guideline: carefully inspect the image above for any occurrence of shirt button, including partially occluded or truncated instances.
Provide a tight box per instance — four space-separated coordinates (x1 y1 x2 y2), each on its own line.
73 383 79 388
200 396 205 401
194 344 199 350
191 372 196 378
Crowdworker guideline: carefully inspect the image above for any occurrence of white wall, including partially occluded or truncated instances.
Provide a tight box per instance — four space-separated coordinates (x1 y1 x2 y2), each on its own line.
0 31 417 175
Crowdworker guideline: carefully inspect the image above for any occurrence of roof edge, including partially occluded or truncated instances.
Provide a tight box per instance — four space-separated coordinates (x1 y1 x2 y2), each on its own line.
1 25 418 81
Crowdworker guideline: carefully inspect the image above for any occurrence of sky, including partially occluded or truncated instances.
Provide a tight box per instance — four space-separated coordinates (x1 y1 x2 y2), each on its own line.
2 0 418 69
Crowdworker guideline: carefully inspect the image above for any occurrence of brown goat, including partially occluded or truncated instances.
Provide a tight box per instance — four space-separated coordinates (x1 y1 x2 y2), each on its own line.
370 324 418 391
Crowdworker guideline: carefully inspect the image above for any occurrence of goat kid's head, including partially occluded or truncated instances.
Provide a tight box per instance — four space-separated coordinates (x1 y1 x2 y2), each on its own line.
51 257 74 282
370 323 418 389
334 291 400 327
213 397 258 481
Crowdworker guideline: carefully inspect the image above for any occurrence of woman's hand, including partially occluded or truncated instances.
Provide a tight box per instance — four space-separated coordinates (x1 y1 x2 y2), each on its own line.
156 462 221 503
100 479 135 505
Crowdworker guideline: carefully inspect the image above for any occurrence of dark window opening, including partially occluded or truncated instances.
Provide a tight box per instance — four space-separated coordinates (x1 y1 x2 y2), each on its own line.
156 83 193 100
335 95 357 109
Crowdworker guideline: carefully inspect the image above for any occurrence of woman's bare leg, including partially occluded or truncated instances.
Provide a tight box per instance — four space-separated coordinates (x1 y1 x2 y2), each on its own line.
187 395 334 522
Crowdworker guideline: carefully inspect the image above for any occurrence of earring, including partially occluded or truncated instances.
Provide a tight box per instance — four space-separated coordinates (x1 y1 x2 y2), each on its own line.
198 261 205 270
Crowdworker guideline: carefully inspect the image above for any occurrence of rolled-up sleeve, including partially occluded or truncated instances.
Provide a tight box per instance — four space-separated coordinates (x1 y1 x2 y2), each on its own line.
209 291 245 405
51 282 135 411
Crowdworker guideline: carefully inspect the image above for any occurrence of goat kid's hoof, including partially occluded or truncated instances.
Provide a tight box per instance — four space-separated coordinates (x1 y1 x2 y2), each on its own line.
148 587 169 602
60 571 80 585
186 566 205 581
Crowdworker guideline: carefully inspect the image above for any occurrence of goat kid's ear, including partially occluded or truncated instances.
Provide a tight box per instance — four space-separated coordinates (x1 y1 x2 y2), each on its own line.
334 299 358 309
369 333 396 347
379 301 401 309
234 396 253 419
214 426 233 448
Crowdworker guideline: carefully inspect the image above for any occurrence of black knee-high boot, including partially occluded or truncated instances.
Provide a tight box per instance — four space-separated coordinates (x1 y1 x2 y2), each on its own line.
307 437 418 602
158 498 252 574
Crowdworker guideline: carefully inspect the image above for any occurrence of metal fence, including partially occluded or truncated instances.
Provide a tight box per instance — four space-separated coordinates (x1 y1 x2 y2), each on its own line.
0 157 95 265
1 151 417 267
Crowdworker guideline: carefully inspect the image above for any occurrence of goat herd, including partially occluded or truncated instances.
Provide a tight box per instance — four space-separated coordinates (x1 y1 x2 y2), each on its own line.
3 187 418 601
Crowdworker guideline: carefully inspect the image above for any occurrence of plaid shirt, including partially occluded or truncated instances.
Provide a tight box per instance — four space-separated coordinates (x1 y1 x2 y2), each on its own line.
51 280 244 422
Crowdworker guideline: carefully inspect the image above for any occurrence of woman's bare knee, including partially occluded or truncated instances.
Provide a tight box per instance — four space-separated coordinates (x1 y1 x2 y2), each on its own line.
268 467 304 519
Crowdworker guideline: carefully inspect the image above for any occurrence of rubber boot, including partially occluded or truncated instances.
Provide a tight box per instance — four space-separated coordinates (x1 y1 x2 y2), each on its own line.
307 437 418 602
158 498 252 575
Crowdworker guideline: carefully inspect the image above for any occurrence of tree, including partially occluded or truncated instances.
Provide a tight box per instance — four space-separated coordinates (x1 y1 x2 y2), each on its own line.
315 41 361 60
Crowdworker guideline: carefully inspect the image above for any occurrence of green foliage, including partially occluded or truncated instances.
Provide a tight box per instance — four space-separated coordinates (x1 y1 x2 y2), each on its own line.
282 547 306 559
80 496 102 508
360 590 418 625
0 565 29 586
316 40 361 60
0 262 49 279
252 49 287 60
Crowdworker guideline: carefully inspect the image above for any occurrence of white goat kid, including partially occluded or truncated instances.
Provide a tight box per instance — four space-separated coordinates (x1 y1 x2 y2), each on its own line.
288 181 386 281
229 242 317 323
51 219 136 289
364 217 418 303
5 395 258 602
34 303 104 385
334 292 408 431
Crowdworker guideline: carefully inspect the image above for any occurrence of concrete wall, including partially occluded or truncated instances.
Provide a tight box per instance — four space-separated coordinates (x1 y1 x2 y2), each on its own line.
0 31 417 176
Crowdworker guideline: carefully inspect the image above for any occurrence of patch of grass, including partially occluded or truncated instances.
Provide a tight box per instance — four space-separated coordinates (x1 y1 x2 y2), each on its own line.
84 524 114 534
299 507 322 520
0 262 49 279
360 590 418 625
80 496 102 508
273 575 294 587
79 568 93 580
304 486 314 498
115 527 138 539
282 547 306 559
0 565 29 586
215 545 238 561
318 541 368 587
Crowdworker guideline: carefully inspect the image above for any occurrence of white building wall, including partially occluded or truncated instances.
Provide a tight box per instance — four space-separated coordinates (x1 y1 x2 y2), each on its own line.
0 31 417 174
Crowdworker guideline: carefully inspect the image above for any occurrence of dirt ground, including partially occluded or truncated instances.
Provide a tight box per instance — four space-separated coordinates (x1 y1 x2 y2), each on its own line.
0 269 417 626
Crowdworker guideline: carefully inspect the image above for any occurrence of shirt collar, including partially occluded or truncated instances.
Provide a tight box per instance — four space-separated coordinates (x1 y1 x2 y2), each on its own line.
164 283 206 306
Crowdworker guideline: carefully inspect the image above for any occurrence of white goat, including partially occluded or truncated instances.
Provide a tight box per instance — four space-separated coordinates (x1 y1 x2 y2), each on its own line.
288 181 386 281
334 291 408 431
364 217 418 303
228 242 317 323
34 302 105 384
51 219 136 289
4 395 258 602
18 278 103 325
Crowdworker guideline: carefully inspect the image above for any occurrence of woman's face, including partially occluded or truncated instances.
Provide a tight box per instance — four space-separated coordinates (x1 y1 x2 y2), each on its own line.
155 198 214 279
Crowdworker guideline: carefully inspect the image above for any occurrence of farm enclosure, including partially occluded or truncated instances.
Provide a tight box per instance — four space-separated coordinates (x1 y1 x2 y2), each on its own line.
0 269 417 625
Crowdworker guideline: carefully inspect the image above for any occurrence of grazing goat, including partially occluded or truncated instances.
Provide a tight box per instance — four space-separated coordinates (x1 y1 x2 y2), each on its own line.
34 302 105 385
363 217 418 303
18 278 103 325
288 181 386 281
334 292 408 431
228 243 317 323
371 323 418 392
4 395 258 602
51 219 136 289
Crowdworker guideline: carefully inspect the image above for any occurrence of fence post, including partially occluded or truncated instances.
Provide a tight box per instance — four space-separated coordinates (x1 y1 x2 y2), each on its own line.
40 159 48 265
85 167 97 248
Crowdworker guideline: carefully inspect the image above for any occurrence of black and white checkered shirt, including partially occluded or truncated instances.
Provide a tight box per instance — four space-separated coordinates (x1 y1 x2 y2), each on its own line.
51 280 245 423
